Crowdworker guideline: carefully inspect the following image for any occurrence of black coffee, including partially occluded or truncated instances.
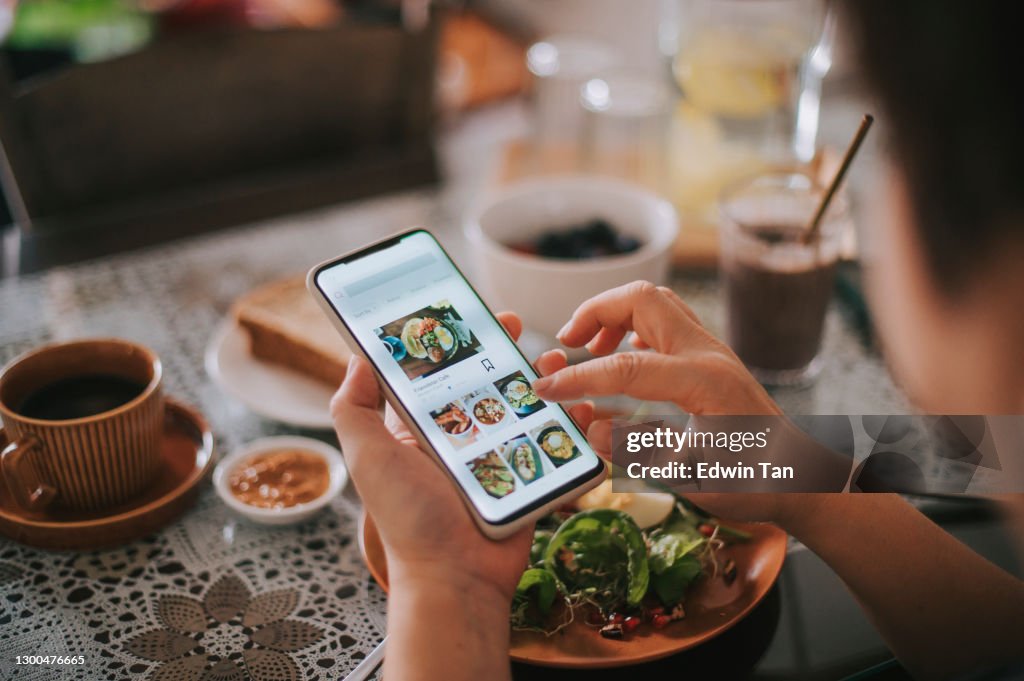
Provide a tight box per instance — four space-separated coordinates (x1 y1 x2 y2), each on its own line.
17 375 145 420
725 225 837 372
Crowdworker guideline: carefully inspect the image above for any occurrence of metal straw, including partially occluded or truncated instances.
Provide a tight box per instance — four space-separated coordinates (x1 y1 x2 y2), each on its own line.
803 114 875 243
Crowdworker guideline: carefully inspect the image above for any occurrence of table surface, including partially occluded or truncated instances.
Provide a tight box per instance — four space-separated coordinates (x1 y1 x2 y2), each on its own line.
0 100 1014 681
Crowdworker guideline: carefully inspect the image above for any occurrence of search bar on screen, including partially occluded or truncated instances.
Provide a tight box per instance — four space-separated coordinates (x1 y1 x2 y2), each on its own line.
343 253 438 297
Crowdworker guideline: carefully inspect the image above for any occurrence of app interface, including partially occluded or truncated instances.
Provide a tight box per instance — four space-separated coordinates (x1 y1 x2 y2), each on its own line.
315 232 599 521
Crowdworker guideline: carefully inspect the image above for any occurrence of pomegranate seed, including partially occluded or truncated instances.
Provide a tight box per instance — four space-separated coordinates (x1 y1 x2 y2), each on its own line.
623 616 641 633
698 523 715 537
609 612 624 625
652 614 671 629
647 606 664 618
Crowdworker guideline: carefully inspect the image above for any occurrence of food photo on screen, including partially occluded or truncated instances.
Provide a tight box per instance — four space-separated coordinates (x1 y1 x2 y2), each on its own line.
496 434 547 485
530 419 582 467
429 399 480 448
467 451 517 499
493 370 546 416
375 300 482 381
462 385 516 430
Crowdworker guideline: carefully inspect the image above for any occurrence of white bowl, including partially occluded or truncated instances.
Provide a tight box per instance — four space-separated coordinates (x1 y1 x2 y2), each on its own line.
466 394 510 430
464 175 679 339
214 436 348 526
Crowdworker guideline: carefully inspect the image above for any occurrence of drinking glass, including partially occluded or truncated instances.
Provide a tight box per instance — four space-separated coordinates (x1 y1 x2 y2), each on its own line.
663 0 833 228
527 35 619 153
579 70 675 192
718 171 848 385
671 0 831 159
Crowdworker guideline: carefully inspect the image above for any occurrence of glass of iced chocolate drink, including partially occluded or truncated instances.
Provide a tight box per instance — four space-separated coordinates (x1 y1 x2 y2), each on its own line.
718 171 848 385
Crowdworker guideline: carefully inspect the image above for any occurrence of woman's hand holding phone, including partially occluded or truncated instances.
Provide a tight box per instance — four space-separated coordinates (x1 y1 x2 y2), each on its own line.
332 312 593 601
333 311 596 681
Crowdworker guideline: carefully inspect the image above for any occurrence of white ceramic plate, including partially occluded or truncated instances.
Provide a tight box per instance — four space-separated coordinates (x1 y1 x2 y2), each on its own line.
205 320 335 429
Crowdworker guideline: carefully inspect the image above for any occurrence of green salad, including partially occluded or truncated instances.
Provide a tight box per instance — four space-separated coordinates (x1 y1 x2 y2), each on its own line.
503 379 540 410
511 505 744 639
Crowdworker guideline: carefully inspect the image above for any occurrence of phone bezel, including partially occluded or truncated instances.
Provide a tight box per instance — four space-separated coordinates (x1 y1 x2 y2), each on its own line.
308 228 605 528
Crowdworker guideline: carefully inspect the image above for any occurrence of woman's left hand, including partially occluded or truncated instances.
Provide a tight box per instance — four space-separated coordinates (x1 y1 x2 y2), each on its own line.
331 312 594 602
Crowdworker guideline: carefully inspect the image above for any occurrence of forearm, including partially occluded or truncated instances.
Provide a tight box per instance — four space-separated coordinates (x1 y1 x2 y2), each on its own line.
386 571 513 681
783 494 1024 679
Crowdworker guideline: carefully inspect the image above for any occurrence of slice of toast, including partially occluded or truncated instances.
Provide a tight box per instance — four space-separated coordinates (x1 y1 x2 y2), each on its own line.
233 277 351 386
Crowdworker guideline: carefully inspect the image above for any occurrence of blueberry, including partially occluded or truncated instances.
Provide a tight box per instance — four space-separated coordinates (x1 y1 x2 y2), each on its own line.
529 220 642 259
614 236 641 254
537 232 571 258
586 219 617 246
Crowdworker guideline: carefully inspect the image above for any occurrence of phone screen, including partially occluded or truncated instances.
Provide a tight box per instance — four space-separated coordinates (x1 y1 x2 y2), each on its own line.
313 230 603 523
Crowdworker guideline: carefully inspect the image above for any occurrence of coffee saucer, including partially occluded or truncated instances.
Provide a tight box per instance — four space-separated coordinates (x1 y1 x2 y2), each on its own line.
0 399 214 550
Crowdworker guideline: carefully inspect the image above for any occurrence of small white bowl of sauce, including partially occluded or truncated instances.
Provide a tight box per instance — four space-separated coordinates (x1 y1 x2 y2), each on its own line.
214 436 347 525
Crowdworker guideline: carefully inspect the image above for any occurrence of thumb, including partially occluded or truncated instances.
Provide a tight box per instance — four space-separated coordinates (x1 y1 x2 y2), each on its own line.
333 355 380 410
331 356 398 480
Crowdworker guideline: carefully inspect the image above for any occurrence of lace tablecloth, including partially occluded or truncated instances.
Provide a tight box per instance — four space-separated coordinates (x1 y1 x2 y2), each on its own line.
0 192 444 681
0 165 907 680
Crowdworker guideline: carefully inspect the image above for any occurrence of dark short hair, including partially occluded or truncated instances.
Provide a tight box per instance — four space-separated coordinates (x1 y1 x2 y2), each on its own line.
841 0 1024 294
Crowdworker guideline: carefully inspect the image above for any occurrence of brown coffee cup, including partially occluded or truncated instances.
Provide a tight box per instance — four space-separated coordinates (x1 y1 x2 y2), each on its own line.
0 339 164 512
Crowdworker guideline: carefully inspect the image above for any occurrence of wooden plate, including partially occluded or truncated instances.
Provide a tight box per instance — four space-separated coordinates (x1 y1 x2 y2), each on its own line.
359 510 787 668
0 400 214 550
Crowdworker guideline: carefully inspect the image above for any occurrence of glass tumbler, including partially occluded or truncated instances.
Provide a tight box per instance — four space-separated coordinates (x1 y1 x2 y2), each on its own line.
718 171 848 385
670 0 832 162
580 71 675 192
527 35 619 153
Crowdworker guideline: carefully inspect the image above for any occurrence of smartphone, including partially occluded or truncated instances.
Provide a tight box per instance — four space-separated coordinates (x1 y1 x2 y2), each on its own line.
307 229 606 538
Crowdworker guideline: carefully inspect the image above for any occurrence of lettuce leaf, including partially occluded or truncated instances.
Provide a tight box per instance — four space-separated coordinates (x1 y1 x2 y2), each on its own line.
543 509 650 607
514 568 558 616
651 554 702 605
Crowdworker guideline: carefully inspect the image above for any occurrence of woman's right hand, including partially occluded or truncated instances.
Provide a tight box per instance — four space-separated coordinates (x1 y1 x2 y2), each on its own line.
531 281 781 417
531 281 791 524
